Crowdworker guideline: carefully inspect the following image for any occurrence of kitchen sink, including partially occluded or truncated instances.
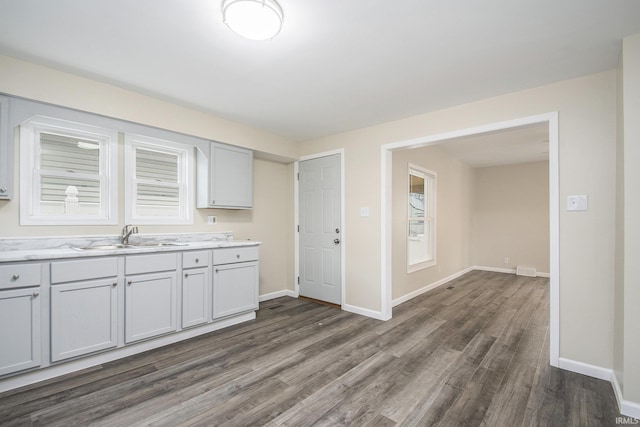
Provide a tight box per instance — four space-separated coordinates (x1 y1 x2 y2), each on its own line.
129 242 187 247
72 244 132 250
72 242 187 251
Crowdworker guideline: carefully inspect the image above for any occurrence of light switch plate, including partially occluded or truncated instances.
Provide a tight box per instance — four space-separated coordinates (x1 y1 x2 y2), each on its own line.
567 195 588 212
360 207 370 217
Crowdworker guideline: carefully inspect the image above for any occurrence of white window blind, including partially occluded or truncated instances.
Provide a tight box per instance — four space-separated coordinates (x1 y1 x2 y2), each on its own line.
39 132 101 206
125 134 192 224
135 148 180 210
19 116 117 225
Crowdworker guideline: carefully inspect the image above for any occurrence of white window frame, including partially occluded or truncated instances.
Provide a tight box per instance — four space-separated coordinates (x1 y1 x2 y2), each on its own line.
124 133 193 225
407 163 437 272
19 116 118 225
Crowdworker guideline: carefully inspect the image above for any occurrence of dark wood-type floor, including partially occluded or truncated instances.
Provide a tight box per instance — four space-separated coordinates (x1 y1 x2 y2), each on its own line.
0 271 621 426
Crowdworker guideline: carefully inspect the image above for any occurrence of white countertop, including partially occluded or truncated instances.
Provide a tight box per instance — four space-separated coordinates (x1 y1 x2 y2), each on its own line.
0 233 260 263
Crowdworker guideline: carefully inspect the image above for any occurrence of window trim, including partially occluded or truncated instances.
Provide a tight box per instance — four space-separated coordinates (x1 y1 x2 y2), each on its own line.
124 133 193 225
19 115 118 225
407 163 437 273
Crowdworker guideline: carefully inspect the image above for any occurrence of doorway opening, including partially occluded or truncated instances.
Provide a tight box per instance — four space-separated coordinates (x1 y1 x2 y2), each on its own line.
380 112 559 367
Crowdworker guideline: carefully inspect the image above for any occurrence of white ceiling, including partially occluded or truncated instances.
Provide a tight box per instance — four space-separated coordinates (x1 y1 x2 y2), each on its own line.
439 123 549 168
0 0 639 144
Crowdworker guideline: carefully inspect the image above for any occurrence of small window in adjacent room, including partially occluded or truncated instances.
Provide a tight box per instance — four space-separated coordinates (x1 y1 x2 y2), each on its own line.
408 164 436 271
124 134 193 225
19 116 118 225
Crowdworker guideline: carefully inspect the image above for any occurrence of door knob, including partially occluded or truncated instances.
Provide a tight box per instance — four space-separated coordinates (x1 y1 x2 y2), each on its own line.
334 238 340 244
335 228 340 234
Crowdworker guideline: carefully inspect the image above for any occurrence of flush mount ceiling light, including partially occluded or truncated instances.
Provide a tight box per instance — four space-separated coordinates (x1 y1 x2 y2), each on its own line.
222 0 283 41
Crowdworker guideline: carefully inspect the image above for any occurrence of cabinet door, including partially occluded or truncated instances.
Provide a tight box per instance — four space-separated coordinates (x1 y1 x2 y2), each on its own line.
182 267 210 328
125 271 177 343
0 288 41 376
213 261 258 319
209 142 253 209
51 279 118 362
0 95 11 200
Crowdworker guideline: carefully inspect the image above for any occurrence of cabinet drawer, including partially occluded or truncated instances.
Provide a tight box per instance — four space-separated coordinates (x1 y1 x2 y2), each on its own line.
183 251 209 269
51 257 118 284
0 263 42 289
213 246 259 265
126 253 178 275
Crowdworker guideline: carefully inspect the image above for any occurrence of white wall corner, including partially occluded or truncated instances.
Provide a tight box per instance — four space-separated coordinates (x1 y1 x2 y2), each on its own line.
612 372 640 419
557 358 640 418
342 303 390 321
558 357 613 382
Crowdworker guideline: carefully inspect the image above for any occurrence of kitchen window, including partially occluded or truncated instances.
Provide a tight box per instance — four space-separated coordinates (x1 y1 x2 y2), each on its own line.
124 134 193 225
408 164 436 271
19 116 118 225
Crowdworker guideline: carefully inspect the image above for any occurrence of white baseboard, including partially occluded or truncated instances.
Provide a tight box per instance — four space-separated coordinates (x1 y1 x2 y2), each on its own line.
342 303 390 321
259 289 297 302
473 265 550 278
558 357 613 381
392 267 474 307
473 265 517 275
391 265 549 309
559 357 640 419
612 371 640 419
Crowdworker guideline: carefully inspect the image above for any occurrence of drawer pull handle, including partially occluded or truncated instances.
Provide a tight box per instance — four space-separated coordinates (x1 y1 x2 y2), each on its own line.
236 254 240 259
11 274 20 280
215 268 219 273
127 281 132 285
112 282 118 287
185 273 189 278
0 187 7 193
195 258 199 263
32 292 39 298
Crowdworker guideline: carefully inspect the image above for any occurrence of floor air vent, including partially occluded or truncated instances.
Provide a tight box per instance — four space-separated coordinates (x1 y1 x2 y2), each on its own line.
516 266 537 277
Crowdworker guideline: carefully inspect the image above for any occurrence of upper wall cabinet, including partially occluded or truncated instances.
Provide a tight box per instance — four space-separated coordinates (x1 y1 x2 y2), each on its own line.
197 142 253 209
0 96 12 200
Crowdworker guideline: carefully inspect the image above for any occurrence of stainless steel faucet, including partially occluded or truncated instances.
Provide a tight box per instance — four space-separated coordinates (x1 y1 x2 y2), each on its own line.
121 224 138 245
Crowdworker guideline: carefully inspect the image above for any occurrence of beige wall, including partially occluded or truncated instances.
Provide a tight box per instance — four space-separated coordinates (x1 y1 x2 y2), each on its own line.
614 43 625 390
391 145 473 300
301 70 617 370
0 55 296 297
392 150 548 301
472 161 549 273
617 33 640 405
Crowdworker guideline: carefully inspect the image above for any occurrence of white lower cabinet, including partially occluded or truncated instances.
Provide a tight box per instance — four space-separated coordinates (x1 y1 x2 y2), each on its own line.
49 257 119 362
0 244 259 387
0 287 41 376
125 253 178 343
213 262 259 319
182 251 211 329
50 279 118 362
213 246 259 319
0 262 43 376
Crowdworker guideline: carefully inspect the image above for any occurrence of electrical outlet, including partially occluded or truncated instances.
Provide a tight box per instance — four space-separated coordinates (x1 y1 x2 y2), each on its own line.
504 257 510 264
207 216 217 225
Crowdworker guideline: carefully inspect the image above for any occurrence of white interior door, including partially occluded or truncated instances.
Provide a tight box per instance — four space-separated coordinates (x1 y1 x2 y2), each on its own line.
298 154 342 305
